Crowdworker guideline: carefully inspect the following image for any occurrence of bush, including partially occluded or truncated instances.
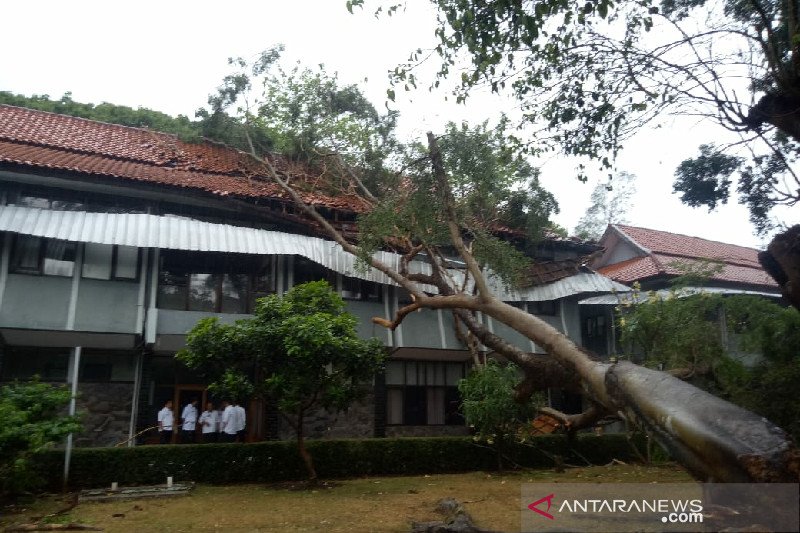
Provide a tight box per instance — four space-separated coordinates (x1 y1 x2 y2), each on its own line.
0 380 81 496
32 434 644 491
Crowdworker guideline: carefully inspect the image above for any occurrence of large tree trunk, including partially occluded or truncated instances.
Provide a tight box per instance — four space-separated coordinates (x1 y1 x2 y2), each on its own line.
759 224 800 311
746 92 800 144
476 299 800 482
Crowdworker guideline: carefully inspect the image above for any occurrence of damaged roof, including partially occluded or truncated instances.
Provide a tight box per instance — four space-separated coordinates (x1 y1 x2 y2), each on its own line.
0 105 371 212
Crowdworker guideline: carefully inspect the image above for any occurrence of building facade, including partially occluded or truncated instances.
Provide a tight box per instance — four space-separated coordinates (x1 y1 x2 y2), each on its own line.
0 105 628 447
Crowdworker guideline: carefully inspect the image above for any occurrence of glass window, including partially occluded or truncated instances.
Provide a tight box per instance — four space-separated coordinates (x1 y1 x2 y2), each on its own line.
293 256 337 287
42 240 76 277
445 363 464 386
221 274 248 313
387 389 403 425
11 237 76 277
530 300 558 316
403 387 427 425
83 243 113 280
341 276 363 300
158 251 280 314
10 235 42 273
189 273 218 312
158 271 188 310
405 361 418 385
426 388 446 425
385 361 405 385
385 360 465 426
0 348 69 381
114 246 139 279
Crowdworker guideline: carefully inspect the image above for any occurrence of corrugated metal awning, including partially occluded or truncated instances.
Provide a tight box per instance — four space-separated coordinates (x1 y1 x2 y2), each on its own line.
578 286 782 305
0 205 626 301
0 205 408 285
491 272 631 301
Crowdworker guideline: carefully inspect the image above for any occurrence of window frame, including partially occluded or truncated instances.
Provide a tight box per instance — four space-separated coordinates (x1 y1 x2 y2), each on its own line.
9 235 78 278
385 360 465 426
157 251 274 314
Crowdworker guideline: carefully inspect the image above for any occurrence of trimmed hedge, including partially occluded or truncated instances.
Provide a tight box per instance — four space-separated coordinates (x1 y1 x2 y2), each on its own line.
34 434 644 491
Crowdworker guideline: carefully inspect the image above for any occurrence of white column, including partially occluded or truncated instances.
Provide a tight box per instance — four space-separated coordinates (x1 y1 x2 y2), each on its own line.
127 351 144 447
393 288 403 347
135 249 149 335
0 232 11 314
437 310 447 349
63 346 82 487
65 244 84 330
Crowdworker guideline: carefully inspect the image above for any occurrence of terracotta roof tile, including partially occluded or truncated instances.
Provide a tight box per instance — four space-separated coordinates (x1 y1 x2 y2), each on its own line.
599 225 778 288
0 105 370 213
614 224 761 268
523 258 587 287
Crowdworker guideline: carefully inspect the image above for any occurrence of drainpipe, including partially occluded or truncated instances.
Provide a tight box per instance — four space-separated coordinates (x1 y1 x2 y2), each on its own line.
63 346 81 490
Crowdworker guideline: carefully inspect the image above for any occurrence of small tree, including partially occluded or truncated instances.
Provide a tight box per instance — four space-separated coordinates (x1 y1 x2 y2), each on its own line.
177 281 386 483
574 172 637 241
458 360 542 469
0 379 81 497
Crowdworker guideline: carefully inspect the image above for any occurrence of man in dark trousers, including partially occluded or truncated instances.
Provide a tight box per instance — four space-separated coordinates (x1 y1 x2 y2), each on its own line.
180 398 199 443
157 400 174 444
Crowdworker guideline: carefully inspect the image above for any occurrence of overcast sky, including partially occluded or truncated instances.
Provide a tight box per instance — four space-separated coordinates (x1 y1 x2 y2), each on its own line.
1 0 794 249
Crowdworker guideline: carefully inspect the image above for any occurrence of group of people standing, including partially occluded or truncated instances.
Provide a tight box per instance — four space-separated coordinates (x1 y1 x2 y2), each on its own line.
157 399 247 444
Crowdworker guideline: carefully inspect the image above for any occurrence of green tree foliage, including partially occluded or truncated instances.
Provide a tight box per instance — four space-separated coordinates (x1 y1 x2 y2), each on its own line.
176 281 386 482
358 120 560 286
203 47 399 196
350 0 800 232
617 291 800 439
0 379 81 496
458 360 542 468
574 171 637 240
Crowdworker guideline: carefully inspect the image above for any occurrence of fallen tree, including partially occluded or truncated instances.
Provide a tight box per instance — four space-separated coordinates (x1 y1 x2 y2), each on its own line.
201 52 798 481
238 129 799 482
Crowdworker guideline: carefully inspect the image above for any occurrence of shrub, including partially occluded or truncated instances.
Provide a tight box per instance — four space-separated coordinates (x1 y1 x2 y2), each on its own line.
32 434 644 491
0 380 81 496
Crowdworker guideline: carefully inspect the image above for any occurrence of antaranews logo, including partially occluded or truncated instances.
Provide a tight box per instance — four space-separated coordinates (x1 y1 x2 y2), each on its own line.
527 493 555 520
522 483 799 532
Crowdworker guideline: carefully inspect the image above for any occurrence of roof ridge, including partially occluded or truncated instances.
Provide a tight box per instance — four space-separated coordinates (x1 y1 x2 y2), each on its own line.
612 223 762 252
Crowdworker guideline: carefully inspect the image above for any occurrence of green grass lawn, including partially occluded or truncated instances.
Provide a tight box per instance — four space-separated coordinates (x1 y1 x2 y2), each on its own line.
1 463 692 532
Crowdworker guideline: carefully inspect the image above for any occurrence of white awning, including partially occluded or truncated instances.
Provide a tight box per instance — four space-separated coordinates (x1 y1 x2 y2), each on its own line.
491 272 631 302
579 286 782 305
0 205 626 301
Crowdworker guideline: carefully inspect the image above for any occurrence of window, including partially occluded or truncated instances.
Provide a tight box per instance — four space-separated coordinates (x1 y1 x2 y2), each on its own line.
82 244 140 280
158 251 275 314
341 276 383 302
293 256 337 287
529 300 558 316
385 360 465 426
0 348 69 381
10 236 77 277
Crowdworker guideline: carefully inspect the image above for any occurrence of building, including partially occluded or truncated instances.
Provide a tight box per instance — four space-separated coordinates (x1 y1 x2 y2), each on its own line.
579 224 783 358
0 105 628 447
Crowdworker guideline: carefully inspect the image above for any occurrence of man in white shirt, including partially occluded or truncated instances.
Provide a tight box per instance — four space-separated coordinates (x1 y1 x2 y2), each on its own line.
220 400 238 443
180 399 199 444
233 400 246 443
157 400 174 444
198 401 218 443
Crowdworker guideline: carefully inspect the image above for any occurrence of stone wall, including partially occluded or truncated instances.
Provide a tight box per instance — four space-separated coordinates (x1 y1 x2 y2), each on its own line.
278 392 375 440
74 382 135 448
